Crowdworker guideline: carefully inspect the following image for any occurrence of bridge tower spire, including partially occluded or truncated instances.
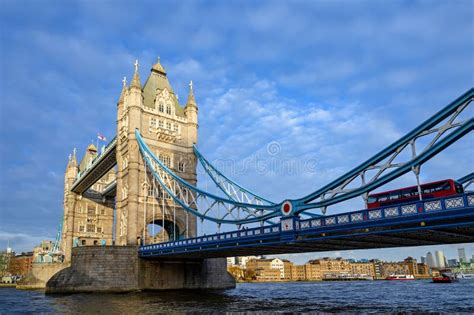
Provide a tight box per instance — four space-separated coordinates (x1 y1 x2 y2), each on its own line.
185 80 198 144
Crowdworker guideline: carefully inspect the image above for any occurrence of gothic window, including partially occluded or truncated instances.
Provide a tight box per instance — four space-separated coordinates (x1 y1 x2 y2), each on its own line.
79 225 85 232
101 208 105 215
87 224 96 233
122 184 128 199
178 161 185 172
159 154 171 168
87 205 95 215
150 117 157 128
147 185 154 197
157 186 164 198
166 105 171 115
159 102 164 112
97 227 102 233
173 124 179 133
166 122 171 130
158 120 164 128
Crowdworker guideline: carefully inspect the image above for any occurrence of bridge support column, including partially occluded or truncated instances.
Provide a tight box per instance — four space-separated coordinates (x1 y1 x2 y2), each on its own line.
45 246 235 293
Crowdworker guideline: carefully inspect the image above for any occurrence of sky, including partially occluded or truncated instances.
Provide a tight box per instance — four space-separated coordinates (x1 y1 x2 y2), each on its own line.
0 0 473 263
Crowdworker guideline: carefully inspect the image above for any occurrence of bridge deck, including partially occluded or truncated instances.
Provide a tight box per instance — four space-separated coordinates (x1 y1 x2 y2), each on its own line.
140 193 474 260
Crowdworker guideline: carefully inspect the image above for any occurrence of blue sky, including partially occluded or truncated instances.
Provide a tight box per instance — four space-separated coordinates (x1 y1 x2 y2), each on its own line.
0 0 473 263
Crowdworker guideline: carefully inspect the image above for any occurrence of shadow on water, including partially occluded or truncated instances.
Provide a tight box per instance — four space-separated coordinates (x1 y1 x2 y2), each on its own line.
1 281 474 314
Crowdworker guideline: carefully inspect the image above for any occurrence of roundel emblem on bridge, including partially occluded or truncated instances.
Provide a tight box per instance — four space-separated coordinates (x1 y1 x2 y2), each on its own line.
281 200 293 216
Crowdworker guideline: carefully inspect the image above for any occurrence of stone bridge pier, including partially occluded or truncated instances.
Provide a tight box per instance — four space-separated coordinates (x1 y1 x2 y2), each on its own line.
46 246 235 293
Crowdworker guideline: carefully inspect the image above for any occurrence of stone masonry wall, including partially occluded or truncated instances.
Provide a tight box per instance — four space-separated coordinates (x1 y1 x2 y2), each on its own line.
17 262 69 290
46 246 235 293
46 246 139 293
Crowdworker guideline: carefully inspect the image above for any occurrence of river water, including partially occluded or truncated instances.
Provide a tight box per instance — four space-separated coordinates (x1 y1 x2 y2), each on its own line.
1 280 474 314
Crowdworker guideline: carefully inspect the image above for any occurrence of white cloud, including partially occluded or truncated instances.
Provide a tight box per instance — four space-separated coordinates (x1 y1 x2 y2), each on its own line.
0 230 53 253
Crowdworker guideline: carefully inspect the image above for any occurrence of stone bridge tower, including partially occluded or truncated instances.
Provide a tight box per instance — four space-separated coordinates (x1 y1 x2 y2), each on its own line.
115 59 198 246
62 146 115 262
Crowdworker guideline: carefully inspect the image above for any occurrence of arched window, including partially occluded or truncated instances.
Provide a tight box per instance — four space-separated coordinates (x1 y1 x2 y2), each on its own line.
150 117 157 128
159 154 171 168
159 102 164 112
166 105 171 115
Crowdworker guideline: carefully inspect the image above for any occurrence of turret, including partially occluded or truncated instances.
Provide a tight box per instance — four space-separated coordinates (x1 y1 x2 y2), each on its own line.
185 80 198 144
118 77 127 111
65 148 78 183
62 147 78 262
128 60 143 125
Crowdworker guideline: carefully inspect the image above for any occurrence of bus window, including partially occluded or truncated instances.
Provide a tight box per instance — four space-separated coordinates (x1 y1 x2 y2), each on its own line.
367 196 377 203
389 193 399 200
422 186 433 194
378 195 389 202
436 182 451 192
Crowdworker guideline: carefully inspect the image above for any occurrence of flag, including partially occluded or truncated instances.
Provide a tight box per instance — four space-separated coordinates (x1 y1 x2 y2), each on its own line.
97 133 107 141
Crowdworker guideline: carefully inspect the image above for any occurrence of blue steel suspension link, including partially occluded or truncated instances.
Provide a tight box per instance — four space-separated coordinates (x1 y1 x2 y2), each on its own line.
298 88 473 205
136 130 283 225
295 118 474 213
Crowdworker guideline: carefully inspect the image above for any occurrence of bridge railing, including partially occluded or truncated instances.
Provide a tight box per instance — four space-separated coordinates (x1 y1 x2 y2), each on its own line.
140 192 474 253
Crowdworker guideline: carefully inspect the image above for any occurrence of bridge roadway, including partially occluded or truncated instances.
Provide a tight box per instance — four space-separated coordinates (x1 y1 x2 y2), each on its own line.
140 192 474 260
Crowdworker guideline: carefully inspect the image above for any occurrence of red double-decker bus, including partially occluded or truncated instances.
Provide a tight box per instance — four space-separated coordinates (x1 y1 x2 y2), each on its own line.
367 179 464 209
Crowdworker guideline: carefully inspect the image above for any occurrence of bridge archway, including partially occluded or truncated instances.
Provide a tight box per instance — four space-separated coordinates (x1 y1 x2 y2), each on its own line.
144 213 185 243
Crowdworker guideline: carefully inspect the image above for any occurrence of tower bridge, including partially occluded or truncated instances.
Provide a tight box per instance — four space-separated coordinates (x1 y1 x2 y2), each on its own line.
45 59 473 293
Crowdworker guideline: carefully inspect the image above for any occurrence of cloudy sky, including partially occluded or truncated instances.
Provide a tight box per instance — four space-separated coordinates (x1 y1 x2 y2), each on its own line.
0 0 473 262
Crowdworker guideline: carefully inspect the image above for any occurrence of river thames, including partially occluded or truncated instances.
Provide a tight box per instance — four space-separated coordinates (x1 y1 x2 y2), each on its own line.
1 280 474 314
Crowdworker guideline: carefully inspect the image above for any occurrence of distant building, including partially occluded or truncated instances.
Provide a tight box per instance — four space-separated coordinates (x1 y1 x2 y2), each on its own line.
435 250 446 268
33 240 56 263
304 260 323 281
371 260 383 279
308 257 352 280
420 256 426 264
227 256 259 268
291 264 307 281
404 257 431 279
226 257 236 267
237 256 259 268
8 253 33 277
240 256 431 282
0 251 14 277
458 248 467 263
426 252 436 268
380 262 410 278
447 259 458 267
246 258 292 281
350 262 375 279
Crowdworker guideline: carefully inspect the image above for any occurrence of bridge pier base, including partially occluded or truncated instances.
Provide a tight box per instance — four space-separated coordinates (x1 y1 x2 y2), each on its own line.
46 246 235 293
